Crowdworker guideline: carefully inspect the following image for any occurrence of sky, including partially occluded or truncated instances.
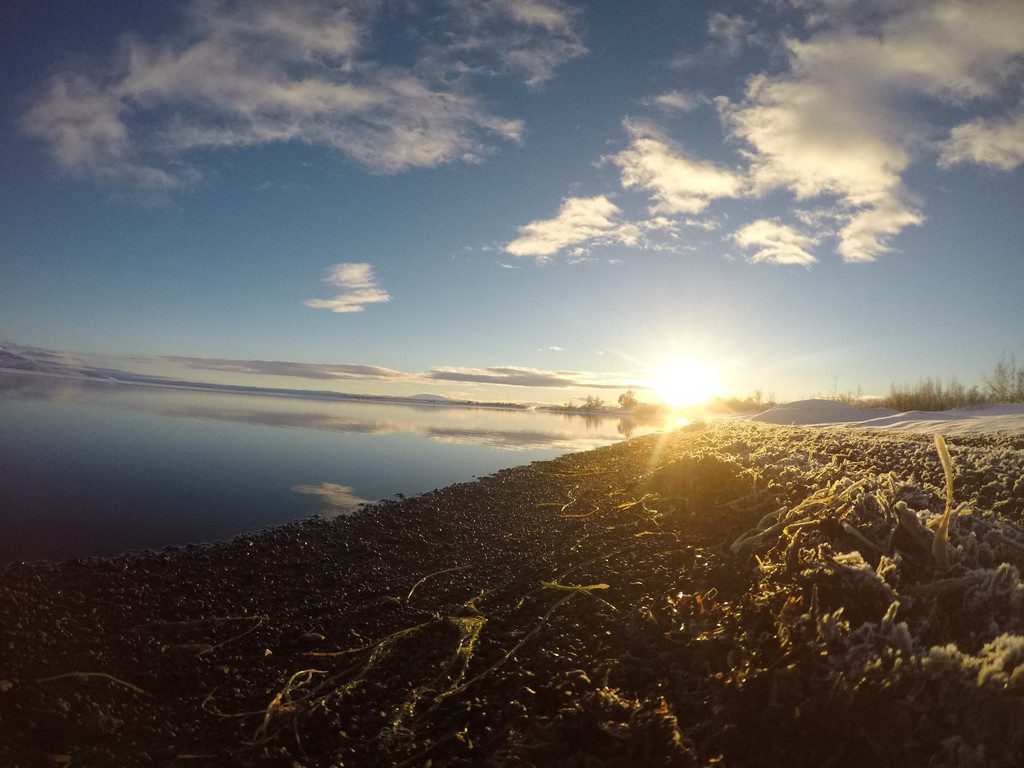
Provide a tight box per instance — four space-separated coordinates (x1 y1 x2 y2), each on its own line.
1 0 1022 405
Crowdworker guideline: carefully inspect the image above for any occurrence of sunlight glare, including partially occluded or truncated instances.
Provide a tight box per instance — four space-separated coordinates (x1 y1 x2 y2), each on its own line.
652 356 722 407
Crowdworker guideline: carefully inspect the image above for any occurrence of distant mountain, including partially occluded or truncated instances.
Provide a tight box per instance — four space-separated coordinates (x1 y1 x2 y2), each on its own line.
408 394 453 402
0 345 116 380
0 346 83 376
0 348 48 373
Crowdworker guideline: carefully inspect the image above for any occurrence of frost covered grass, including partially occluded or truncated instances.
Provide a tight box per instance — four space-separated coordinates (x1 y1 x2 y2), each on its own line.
675 422 1024 765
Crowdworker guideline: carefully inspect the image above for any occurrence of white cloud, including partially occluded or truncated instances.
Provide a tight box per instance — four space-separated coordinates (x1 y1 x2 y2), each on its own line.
859 0 1024 102
438 0 586 88
565 247 596 264
428 365 640 390
505 195 635 259
650 90 706 112
505 1 1022 267
20 73 194 197
168 354 407 380
720 77 906 207
718 54 886 258
719 62 925 264
793 206 845 236
22 0 578 194
719 0 1024 261
732 220 819 266
305 262 391 313
504 124 727 261
498 0 574 31
708 13 755 56
837 200 924 263
682 218 720 232
610 119 742 215
940 110 1024 171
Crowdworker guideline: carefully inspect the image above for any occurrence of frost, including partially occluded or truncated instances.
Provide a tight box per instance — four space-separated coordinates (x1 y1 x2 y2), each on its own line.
926 633 1024 689
833 550 871 571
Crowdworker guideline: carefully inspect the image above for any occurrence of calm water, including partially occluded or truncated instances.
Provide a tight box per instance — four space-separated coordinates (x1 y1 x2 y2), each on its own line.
0 373 664 564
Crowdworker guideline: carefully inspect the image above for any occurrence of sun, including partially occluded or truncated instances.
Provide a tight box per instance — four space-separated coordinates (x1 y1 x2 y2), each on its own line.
652 355 722 408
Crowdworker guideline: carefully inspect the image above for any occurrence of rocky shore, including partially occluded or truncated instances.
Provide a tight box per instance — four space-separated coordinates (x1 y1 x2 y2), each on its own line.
4 421 1024 767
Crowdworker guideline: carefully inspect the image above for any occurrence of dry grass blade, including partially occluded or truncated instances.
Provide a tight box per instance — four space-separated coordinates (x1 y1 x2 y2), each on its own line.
541 580 616 610
134 614 267 656
615 494 653 511
249 669 326 745
36 672 152 697
932 434 957 566
540 581 609 593
406 565 471 600
440 593 576 701
305 621 432 659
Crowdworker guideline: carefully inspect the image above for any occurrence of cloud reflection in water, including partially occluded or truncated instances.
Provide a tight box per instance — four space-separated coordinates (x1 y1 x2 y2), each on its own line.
292 483 374 516
160 403 658 452
0 373 664 452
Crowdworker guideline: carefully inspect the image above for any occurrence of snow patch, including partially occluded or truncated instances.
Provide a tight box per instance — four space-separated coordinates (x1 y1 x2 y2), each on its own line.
748 399 1024 435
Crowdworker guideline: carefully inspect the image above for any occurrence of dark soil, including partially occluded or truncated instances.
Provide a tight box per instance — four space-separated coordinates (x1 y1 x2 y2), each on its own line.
4 422 1024 767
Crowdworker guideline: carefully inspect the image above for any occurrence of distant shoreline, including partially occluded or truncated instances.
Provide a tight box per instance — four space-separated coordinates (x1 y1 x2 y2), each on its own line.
0 367 540 413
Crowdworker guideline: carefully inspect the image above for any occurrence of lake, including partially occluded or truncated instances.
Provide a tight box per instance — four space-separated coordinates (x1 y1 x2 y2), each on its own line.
0 373 666 564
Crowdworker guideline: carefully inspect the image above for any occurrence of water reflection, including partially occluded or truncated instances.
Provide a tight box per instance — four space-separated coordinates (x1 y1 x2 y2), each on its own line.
291 483 373 517
164 402 662 451
0 372 97 402
0 372 664 452
0 372 667 563
172 406 402 436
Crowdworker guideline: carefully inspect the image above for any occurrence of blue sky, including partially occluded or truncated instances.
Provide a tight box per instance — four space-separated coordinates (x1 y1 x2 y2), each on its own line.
2 0 1022 404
